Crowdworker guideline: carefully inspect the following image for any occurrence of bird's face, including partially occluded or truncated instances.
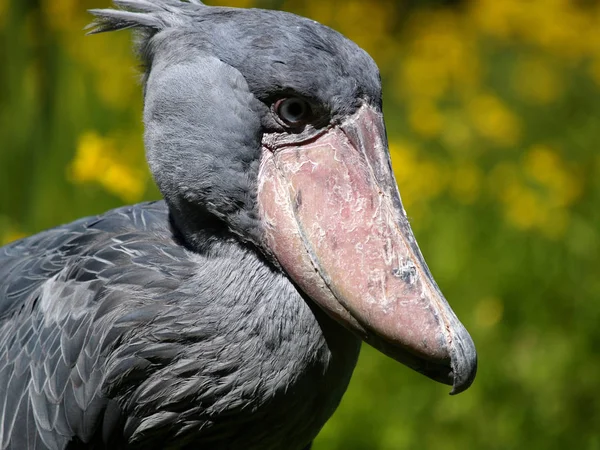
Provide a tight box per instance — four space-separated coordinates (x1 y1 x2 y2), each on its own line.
111 4 476 393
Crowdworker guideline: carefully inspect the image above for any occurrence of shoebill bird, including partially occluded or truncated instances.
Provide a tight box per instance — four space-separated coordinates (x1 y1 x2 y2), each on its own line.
0 1 477 448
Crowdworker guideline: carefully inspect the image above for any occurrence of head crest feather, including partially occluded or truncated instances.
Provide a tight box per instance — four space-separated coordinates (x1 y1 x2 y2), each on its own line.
86 0 206 85
86 0 203 34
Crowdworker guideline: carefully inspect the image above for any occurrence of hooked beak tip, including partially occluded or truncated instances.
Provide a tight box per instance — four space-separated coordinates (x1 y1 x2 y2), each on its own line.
449 328 478 395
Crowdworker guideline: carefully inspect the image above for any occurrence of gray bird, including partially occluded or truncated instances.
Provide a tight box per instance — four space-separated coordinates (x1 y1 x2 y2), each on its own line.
0 1 477 449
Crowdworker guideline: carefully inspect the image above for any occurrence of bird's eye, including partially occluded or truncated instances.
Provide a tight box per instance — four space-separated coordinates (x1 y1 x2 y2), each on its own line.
274 97 313 127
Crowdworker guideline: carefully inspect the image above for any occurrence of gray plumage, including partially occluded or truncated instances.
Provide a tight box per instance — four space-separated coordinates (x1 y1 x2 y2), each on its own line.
0 202 357 449
0 0 476 448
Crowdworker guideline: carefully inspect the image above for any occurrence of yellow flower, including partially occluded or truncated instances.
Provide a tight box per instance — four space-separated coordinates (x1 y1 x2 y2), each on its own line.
69 131 147 203
467 94 521 147
490 146 581 238
100 164 146 204
524 145 581 208
389 141 446 209
407 100 443 138
469 0 520 40
501 182 547 231
397 55 448 101
70 132 112 183
469 0 598 62
389 142 419 206
396 10 480 103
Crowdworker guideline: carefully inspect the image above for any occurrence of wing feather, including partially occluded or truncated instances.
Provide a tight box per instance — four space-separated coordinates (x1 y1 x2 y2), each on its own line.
0 201 200 448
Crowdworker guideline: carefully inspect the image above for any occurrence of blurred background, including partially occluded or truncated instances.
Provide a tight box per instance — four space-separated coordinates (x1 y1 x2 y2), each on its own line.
1 0 599 448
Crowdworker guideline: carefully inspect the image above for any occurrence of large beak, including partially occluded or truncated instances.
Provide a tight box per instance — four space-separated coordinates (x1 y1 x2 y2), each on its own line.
258 104 477 394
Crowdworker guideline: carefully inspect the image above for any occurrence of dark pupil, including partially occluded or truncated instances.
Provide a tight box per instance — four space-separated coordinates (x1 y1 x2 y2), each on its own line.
285 100 304 120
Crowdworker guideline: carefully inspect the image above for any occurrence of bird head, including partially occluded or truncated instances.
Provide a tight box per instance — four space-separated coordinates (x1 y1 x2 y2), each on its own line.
89 0 477 394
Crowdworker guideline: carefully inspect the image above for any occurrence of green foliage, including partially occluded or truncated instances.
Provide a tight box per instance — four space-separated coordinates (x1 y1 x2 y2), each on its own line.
1 0 599 448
